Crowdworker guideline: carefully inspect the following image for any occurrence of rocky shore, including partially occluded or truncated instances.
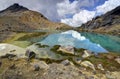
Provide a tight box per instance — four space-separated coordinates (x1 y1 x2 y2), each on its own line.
0 43 120 79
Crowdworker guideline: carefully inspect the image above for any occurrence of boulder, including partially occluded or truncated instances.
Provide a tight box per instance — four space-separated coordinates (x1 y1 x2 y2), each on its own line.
115 57 120 64
73 58 82 64
61 59 74 66
57 46 75 55
33 64 40 71
0 43 26 58
105 71 117 79
81 61 95 71
82 50 92 58
30 60 49 71
97 64 104 71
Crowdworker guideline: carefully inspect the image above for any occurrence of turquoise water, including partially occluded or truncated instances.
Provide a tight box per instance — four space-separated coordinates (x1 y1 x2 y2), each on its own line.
39 30 120 53
40 30 109 53
81 32 120 53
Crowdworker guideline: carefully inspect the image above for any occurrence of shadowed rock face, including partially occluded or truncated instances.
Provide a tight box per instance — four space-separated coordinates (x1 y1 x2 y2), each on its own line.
80 6 120 34
104 6 120 16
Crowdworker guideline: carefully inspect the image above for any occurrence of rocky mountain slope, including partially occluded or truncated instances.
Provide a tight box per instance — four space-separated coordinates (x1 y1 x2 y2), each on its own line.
80 6 120 35
0 3 72 42
0 3 72 31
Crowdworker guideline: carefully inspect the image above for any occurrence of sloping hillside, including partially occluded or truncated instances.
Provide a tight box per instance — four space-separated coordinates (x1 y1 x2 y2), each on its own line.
0 3 72 42
80 6 120 35
0 3 72 32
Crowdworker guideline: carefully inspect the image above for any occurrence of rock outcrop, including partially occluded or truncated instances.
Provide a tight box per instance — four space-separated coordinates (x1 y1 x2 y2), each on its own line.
115 57 120 64
57 46 75 55
61 59 74 66
82 50 92 58
97 64 104 71
80 61 96 71
0 43 26 58
30 60 49 71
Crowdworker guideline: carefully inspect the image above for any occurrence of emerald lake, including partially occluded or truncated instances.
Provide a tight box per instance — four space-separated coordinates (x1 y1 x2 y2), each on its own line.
39 30 120 53
81 32 120 53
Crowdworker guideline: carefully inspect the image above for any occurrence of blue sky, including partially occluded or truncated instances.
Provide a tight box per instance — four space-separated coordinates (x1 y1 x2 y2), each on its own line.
0 0 119 27
69 0 75 3
82 0 108 11
69 0 108 11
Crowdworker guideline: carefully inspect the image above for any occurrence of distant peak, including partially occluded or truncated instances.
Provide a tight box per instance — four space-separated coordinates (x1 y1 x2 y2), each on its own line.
7 3 28 11
1 3 28 13
12 3 20 7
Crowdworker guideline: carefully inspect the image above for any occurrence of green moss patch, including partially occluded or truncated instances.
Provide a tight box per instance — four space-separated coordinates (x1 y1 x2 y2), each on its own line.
85 53 120 71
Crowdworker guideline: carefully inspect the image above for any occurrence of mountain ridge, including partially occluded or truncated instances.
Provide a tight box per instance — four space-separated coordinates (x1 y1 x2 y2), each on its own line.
0 3 72 31
80 6 120 35
0 3 72 42
0 3 28 13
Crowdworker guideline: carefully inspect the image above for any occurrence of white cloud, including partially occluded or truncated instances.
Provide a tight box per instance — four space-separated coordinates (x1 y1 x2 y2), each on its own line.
57 0 98 27
57 0 79 17
96 0 120 14
57 0 97 18
61 10 95 27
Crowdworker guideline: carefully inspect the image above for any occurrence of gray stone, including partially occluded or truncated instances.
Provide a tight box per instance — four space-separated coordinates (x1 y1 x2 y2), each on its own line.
57 46 75 55
105 71 116 79
74 58 82 64
33 64 40 71
82 50 92 58
81 61 96 71
31 60 49 71
115 57 120 64
61 59 74 66
97 64 104 71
